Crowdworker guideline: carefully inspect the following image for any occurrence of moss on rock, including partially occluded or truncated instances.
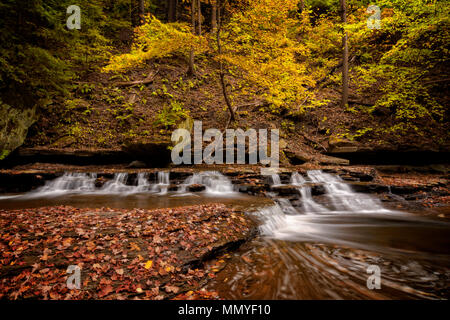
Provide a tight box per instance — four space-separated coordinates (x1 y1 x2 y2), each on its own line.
0 101 37 159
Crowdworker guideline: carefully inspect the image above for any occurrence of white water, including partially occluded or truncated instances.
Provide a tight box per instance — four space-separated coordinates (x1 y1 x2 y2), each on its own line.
271 174 282 186
1 171 237 199
151 172 170 194
290 170 390 214
10 172 154 198
24 173 98 197
290 172 327 213
306 170 390 213
178 171 235 195
258 170 404 242
100 173 132 193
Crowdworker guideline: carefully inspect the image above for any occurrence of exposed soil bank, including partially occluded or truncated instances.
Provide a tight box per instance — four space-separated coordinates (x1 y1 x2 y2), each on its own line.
0 204 255 300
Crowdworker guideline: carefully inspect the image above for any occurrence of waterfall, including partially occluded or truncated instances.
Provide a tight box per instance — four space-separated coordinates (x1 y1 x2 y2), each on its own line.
5 171 239 198
271 174 282 186
100 173 130 193
151 172 170 194
290 172 327 213
306 170 388 213
178 171 235 194
24 173 97 197
290 172 305 185
290 170 390 214
258 170 403 242
21 172 161 197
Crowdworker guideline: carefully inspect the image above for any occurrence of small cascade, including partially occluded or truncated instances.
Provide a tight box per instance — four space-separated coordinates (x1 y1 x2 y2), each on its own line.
136 173 151 192
101 173 130 193
306 170 388 213
290 172 328 213
277 198 299 215
21 172 164 197
290 172 305 185
151 172 170 194
25 173 97 197
271 174 282 186
258 170 403 242
178 171 235 194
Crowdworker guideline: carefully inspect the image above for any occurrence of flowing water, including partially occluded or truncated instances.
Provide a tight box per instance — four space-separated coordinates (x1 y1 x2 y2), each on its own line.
208 170 450 299
177 171 235 194
0 170 449 299
0 171 269 211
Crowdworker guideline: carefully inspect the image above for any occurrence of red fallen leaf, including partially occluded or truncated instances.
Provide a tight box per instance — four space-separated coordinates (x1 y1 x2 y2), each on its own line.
93 263 102 270
99 278 112 285
62 237 73 247
115 268 124 275
158 267 167 276
114 284 130 293
49 291 61 299
129 242 141 251
153 235 163 244
150 287 159 296
165 285 179 294
98 285 113 298
40 248 52 261
41 285 52 293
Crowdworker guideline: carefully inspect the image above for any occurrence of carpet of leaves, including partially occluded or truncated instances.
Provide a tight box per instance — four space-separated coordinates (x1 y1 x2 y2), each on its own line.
0 204 254 300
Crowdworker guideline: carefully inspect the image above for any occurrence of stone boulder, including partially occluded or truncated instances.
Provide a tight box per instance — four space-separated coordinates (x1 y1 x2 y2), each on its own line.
0 103 36 160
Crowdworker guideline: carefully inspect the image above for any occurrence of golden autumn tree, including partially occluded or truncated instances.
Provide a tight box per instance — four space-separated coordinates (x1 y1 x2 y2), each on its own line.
218 0 320 114
103 15 207 73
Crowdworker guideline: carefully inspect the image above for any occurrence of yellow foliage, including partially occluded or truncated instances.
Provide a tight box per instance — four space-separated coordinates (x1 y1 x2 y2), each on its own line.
220 0 318 111
103 15 208 72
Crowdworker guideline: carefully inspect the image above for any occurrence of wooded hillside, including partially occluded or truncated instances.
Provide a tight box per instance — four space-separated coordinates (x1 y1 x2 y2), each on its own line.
1 0 448 164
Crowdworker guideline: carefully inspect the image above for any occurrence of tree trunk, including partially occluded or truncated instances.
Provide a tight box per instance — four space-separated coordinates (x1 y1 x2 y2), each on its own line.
340 0 349 107
217 0 235 122
138 0 145 25
131 0 138 26
300 0 305 12
188 0 196 76
167 0 177 22
211 0 217 32
197 0 202 35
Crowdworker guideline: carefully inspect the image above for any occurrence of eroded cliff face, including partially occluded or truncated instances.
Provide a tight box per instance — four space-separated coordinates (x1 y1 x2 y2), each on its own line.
0 102 36 159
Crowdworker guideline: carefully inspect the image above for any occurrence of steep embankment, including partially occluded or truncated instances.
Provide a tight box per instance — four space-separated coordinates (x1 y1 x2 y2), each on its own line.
12 53 449 167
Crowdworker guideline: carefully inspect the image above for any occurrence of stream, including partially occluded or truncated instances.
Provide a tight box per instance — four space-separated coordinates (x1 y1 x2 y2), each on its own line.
0 170 449 299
